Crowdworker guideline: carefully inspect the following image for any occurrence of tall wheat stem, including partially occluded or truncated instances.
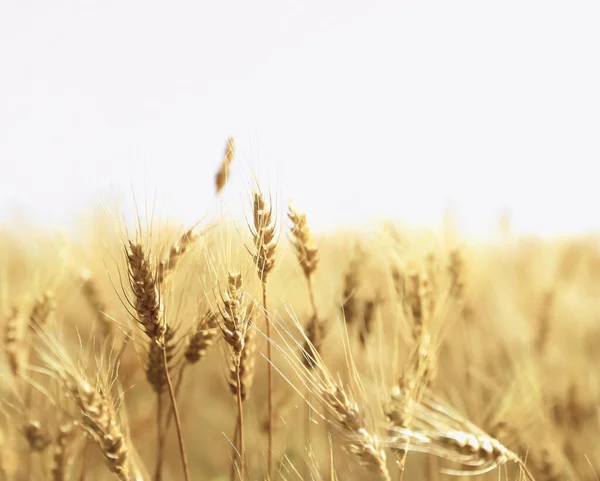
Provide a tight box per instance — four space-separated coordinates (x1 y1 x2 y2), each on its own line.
236 365 245 480
162 345 190 481
262 283 274 477
155 394 164 481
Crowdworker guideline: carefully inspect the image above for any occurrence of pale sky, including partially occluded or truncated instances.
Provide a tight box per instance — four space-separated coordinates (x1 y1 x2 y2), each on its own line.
1 1 599 238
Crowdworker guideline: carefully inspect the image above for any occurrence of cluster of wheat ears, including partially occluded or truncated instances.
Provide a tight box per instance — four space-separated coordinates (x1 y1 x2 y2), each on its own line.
1 138 599 481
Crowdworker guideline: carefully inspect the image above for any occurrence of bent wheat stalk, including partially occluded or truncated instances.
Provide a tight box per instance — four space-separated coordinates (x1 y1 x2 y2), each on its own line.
384 389 535 481
265 316 391 481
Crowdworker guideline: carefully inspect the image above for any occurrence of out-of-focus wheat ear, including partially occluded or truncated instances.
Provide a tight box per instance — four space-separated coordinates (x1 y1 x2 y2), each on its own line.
4 306 20 376
406 271 423 339
302 314 326 369
146 326 177 394
341 253 360 326
215 136 235 195
535 288 555 355
228 323 256 403
28 291 55 332
125 240 165 341
80 270 113 337
23 420 51 453
391 266 405 300
565 380 597 430
447 248 465 299
358 295 379 349
50 422 75 481
184 309 220 364
529 444 573 481
157 228 197 285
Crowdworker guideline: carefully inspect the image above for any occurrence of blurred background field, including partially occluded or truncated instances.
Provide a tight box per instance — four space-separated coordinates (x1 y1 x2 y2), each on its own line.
2 196 600 480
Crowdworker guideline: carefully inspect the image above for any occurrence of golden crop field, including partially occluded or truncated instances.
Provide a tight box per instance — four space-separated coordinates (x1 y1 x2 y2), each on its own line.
1 141 599 481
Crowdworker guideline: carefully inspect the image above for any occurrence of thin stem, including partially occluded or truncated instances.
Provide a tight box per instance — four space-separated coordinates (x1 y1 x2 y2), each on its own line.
236 365 245 481
229 422 239 481
161 364 187 443
162 343 190 481
305 274 317 481
154 393 163 481
23 345 34 481
263 282 273 479
304 391 312 481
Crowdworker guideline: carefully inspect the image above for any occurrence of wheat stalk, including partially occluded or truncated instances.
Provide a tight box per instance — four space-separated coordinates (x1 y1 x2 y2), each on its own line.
218 272 254 481
288 204 325 368
249 189 277 477
125 239 189 481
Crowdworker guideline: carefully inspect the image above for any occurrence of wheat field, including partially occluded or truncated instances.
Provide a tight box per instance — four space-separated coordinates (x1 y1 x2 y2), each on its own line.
1 141 599 481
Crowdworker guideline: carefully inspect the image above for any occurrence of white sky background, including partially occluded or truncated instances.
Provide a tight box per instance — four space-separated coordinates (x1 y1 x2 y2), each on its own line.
0 1 599 239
